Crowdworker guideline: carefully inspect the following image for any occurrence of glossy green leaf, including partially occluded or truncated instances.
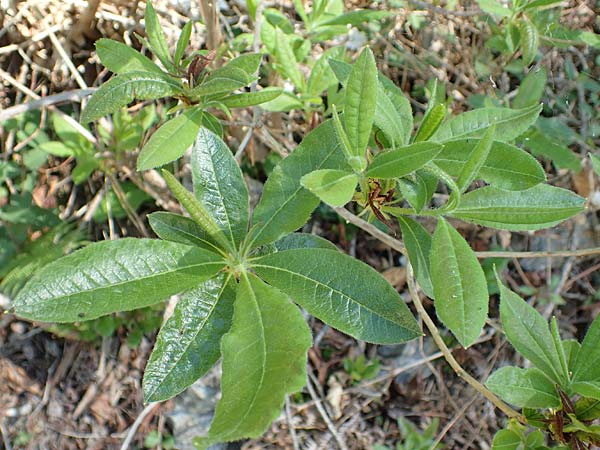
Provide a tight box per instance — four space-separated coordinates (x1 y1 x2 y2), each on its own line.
366 143 443 179
457 124 495 192
253 249 421 344
513 69 547 109
572 314 600 383
344 47 377 169
220 88 282 108
414 104 446 143
274 28 305 91
81 72 182 122
144 0 175 71
397 217 434 299
518 16 539 66
430 218 488 348
497 275 564 383
273 233 339 252
435 139 546 190
143 274 235 402
191 128 249 247
300 169 357 207
196 273 311 447
174 21 192 66
319 10 391 26
147 212 221 252
430 104 542 142
251 120 347 247
486 367 560 408
95 38 163 74
451 184 585 231
12 238 225 323
137 108 204 170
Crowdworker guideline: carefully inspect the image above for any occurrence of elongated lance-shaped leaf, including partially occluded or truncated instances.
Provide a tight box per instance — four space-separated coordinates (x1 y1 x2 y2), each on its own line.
430 104 542 142
251 119 348 248
485 367 560 408
137 107 204 170
220 88 282 108
343 47 377 171
572 313 600 383
174 21 192 66
397 217 434 299
331 106 360 171
191 128 250 248
143 274 235 402
12 238 226 323
144 0 176 72
414 104 446 143
162 170 233 253
366 142 443 179
189 69 252 98
274 28 305 91
496 272 565 384
95 38 163 75
519 16 539 66
148 212 221 253
430 218 488 348
81 72 182 122
252 249 421 344
209 53 262 78
551 317 569 383
378 74 413 145
457 124 495 192
300 169 358 207
196 273 311 448
450 184 585 231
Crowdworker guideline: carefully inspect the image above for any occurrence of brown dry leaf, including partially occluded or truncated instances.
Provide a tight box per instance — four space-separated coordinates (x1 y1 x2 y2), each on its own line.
0 358 42 396
572 165 593 198
382 266 407 289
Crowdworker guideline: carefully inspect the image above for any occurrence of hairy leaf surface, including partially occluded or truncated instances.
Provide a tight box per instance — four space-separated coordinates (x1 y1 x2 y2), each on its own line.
148 212 221 252
95 38 163 74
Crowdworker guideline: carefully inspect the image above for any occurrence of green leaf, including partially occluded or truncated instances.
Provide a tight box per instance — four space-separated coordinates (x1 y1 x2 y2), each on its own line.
191 128 249 247
174 21 192 66
430 218 488 348
253 249 421 344
590 154 600 177
551 317 569 382
450 184 585 231
344 47 377 170
518 16 539 66
485 367 560 408
524 130 581 173
274 28 305 91
95 38 163 75
497 275 564 383
12 238 226 323
273 233 339 252
197 273 311 447
190 68 252 97
379 75 413 145
491 429 521 450
563 339 580 371
300 169 357 207
435 139 546 190
476 0 512 17
397 217 434 299
572 314 600 383
319 10 391 26
251 120 347 247
218 53 262 77
38 141 75 157
137 108 204 170
143 274 235 402
457 124 495 192
430 104 542 142
366 143 443 179
144 0 175 71
81 72 182 122
307 47 345 96
572 381 600 400
513 69 547 109
575 397 600 421
220 88 282 108
520 0 564 10
147 211 221 252
414 104 446 143
395 170 438 212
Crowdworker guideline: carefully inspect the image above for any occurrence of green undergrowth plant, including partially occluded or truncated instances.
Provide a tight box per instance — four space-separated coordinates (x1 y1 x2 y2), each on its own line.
374 417 444 450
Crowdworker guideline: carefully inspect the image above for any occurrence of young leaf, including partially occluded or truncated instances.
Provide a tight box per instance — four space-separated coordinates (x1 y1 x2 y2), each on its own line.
81 72 182 122
518 16 539 66
251 120 348 248
95 38 163 75
344 47 377 170
379 75 413 145
414 104 446 143
551 317 569 383
147 211 221 252
491 429 521 450
450 184 585 231
144 0 175 71
174 21 192 66
191 128 249 247
456 124 495 192
137 107 204 170
252 248 421 344
397 217 434 299
217 53 262 77
366 142 443 179
485 367 561 408
434 139 546 190
497 275 564 383
374 84 405 146
572 314 600 383
12 239 226 323
143 274 235 402
430 104 542 142
220 88 282 108
300 169 358 207
196 273 311 447
430 218 488 348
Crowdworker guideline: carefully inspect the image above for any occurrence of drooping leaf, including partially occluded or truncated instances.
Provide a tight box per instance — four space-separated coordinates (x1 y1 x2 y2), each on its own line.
137 107 204 170
196 273 311 447
456 124 495 192
251 120 347 248
485 366 560 408
220 88 282 108
253 249 421 344
434 139 546 190
273 233 339 252
397 217 434 299
450 184 585 231
366 143 443 179
497 275 564 384
430 218 488 348
143 274 235 402
572 314 600 383
12 239 225 323
144 0 176 71
430 104 542 142
191 128 249 247
300 169 357 207
147 211 221 252
95 38 163 75
81 72 182 122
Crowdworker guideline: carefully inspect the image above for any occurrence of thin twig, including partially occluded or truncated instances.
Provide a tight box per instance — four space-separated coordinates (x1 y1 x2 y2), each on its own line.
407 0 481 17
0 419 12 450
0 88 96 122
120 402 160 450
285 395 300 450
406 264 524 422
